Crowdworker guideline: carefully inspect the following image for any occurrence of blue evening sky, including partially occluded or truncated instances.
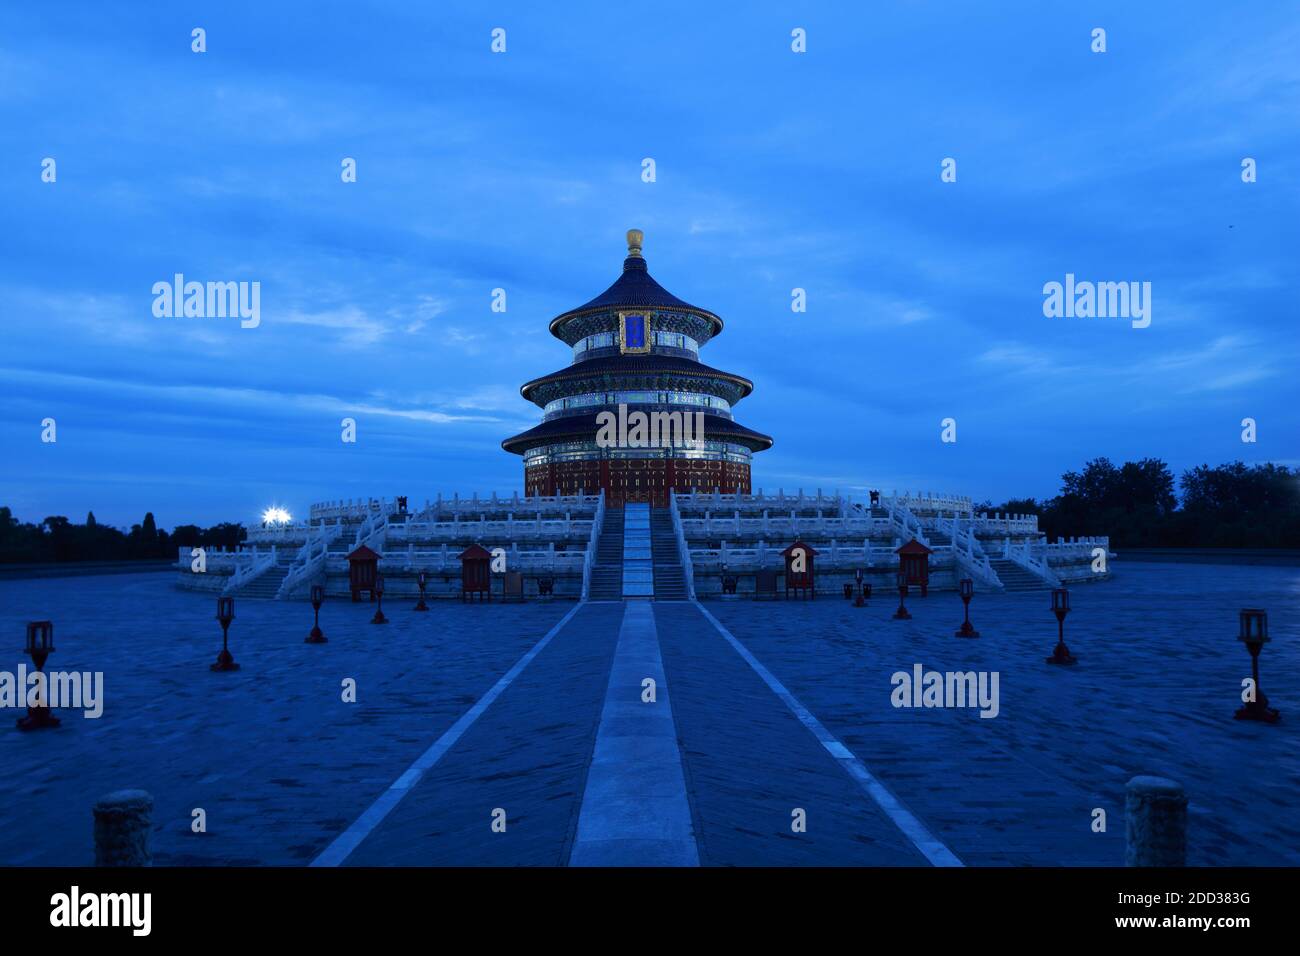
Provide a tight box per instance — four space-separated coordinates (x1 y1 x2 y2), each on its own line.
2 2 1297 528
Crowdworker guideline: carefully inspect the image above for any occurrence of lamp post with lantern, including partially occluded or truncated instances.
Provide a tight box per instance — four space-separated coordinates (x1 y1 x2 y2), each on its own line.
854 569 868 607
414 570 429 612
211 596 240 671
955 578 979 638
306 584 327 643
371 575 388 625
892 570 912 620
18 621 60 730
1046 588 1076 665
1234 609 1280 723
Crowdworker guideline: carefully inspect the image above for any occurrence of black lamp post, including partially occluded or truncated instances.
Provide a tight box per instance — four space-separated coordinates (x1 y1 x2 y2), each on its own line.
414 570 429 612
371 574 388 624
1234 609 1279 723
211 596 240 671
955 578 979 638
1046 588 1076 665
892 570 911 620
306 584 327 643
18 621 60 730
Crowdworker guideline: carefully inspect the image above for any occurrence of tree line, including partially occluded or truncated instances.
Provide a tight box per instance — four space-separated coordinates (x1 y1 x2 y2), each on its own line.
0 508 246 564
977 459 1300 549
2 458 1296 562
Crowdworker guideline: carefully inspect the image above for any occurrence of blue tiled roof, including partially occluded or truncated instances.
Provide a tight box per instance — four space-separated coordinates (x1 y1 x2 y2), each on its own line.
520 354 754 403
550 256 723 334
502 411 773 455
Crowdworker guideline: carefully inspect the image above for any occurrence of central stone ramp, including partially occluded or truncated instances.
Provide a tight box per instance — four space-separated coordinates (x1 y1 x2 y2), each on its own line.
569 602 698 865
621 503 653 598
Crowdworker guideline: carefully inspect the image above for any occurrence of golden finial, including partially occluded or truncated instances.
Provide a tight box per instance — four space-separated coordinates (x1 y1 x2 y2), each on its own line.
626 228 644 258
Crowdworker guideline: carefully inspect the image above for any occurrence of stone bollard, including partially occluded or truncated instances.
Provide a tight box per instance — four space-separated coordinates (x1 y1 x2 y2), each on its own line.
93 790 153 866
1125 776 1186 866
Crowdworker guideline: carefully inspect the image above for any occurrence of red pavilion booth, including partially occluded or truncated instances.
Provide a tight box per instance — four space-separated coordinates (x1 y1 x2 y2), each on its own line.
458 544 492 602
347 544 381 602
782 540 818 600
895 538 934 597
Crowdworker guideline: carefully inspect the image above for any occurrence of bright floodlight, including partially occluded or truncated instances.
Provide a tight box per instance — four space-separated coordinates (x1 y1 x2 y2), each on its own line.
262 507 292 526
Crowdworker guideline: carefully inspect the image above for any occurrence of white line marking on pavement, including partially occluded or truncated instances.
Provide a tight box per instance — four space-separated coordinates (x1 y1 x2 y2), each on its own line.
310 601 587 867
691 601 964 868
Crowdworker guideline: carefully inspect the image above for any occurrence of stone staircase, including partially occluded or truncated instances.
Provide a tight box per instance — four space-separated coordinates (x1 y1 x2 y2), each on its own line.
650 508 687 600
234 562 292 599
588 508 624 601
988 557 1049 592
927 529 952 547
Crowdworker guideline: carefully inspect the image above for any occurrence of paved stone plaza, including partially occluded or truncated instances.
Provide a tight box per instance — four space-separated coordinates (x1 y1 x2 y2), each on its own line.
0 563 1296 866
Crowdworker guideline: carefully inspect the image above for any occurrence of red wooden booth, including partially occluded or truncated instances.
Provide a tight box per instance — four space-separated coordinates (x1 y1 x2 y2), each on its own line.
347 544 382 602
458 544 492 602
782 540 818 600
895 538 934 596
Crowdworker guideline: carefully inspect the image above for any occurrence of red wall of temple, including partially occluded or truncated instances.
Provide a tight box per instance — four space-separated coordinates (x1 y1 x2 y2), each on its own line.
524 458 751 506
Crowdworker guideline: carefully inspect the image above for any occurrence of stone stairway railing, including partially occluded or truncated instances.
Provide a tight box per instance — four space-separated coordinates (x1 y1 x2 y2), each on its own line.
389 545 585 574
680 513 890 539
675 489 977 521
887 498 930 548
937 515 1002 590
389 515 592 542
581 491 606 601
244 525 316 545
350 509 389 554
973 513 1041 534
674 488 846 514
1044 536 1112 557
668 490 695 599
221 546 278 596
277 522 345 599
313 492 601 523
885 490 975 516
1001 537 1062 587
691 540 901 571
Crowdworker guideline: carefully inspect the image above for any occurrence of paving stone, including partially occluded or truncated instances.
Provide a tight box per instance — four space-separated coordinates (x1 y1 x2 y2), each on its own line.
0 574 571 865
1 562 1294 866
708 562 1300 866
345 603 622 866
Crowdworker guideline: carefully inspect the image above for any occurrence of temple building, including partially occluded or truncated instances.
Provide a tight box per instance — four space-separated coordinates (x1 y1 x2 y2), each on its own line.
501 230 773 506
175 229 1113 602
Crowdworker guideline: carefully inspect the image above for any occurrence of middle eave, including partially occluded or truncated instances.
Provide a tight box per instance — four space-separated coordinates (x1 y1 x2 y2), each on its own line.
520 354 755 405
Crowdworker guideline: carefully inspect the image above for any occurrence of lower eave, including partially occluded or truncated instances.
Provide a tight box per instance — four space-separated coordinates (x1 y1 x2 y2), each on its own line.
501 411 774 455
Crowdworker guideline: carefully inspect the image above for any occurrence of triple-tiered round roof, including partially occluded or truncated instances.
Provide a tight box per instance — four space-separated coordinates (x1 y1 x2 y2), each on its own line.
502 231 772 456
